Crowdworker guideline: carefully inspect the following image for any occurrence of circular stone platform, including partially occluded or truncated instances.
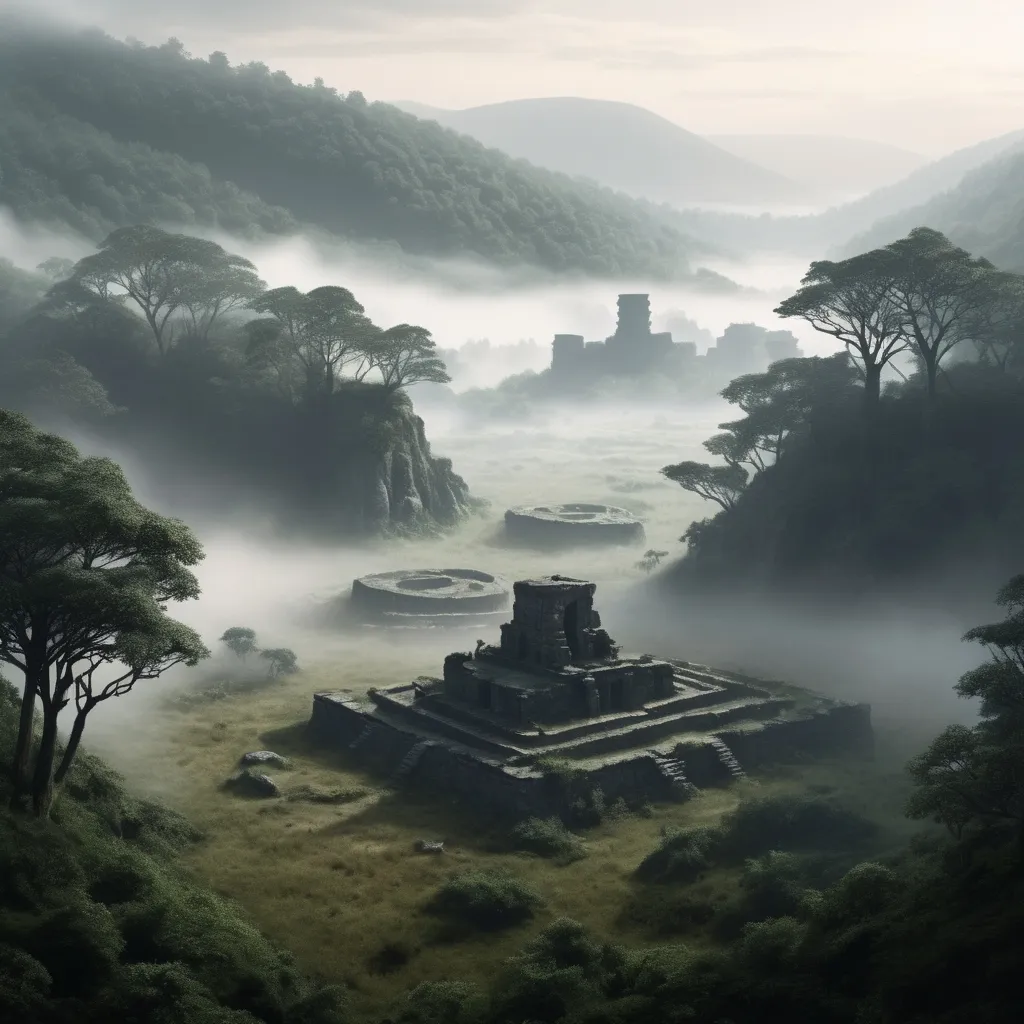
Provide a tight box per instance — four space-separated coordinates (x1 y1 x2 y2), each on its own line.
350 569 511 619
504 503 645 547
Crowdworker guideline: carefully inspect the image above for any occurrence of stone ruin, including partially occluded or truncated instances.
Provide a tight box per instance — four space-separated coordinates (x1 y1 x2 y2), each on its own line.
349 568 510 624
312 575 874 821
503 503 645 548
549 293 803 388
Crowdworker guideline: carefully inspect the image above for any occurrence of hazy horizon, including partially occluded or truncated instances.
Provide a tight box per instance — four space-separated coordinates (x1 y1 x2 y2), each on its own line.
13 0 1024 157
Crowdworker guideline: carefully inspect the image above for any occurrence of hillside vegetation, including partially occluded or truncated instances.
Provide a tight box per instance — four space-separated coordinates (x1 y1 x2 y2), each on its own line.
841 146 1024 268
664 228 1024 595
676 128 1024 262
0 91 298 242
0 225 471 537
0 22 700 278
0 679 350 1023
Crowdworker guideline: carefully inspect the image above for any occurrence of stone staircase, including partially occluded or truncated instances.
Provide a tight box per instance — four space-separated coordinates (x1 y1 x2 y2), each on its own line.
651 751 699 798
389 740 437 785
709 737 746 781
348 723 376 752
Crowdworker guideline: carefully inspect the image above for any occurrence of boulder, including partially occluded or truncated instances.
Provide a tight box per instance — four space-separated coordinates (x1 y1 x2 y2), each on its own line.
239 750 291 769
224 769 280 799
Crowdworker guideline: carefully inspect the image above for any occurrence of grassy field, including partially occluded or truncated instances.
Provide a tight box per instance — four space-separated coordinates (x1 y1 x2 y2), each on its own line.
130 658 920 1021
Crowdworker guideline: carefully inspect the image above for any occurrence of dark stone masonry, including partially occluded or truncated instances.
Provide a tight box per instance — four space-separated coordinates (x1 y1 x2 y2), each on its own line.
311 575 874 821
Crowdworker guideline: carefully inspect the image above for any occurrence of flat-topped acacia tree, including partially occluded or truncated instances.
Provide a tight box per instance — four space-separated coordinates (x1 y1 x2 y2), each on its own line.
0 409 209 817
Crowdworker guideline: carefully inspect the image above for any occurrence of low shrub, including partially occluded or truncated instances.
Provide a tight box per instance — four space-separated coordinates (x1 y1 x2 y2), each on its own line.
427 870 543 931
634 825 723 884
511 817 587 863
719 795 878 859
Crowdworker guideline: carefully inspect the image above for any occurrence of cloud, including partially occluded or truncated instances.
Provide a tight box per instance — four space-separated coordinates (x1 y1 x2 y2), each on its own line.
549 43 844 72
6 0 530 36
260 32 522 60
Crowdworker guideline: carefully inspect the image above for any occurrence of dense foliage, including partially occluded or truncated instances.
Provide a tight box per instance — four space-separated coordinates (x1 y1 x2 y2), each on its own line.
0 23 698 277
0 91 297 242
665 229 1024 588
0 410 209 817
0 679 350 1023
0 226 469 537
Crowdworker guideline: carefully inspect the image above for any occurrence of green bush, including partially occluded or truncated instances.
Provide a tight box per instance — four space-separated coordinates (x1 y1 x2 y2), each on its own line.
511 817 587 863
390 980 484 1024
718 795 877 859
428 870 543 931
634 825 723 884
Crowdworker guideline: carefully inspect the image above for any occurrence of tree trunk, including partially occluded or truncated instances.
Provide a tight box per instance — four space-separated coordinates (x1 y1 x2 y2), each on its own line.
925 357 939 402
30 706 60 818
53 709 88 786
9 674 37 811
863 364 882 410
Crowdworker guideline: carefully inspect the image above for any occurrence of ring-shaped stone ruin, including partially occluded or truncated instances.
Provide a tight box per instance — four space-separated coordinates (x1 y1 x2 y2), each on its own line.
351 568 511 621
504 503 645 547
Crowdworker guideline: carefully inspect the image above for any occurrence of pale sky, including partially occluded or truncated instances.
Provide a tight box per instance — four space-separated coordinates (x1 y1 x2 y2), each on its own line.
16 0 1024 155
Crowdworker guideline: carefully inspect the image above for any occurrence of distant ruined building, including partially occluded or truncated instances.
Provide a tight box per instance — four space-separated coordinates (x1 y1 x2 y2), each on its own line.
550 293 802 386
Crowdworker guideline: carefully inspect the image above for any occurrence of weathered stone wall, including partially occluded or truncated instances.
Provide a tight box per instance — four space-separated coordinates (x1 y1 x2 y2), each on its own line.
309 692 875 825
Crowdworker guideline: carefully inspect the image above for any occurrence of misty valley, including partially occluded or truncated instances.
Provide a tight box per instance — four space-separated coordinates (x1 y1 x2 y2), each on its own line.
2 14 1024 1024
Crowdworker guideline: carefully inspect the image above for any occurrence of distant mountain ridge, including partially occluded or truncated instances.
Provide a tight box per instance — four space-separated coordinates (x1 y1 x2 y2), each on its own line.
706 134 927 200
670 127 1024 262
839 142 1024 267
392 97 809 208
0 21 717 280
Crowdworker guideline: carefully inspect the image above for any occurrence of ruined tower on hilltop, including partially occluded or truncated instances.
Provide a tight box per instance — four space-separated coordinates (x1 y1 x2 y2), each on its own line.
613 293 652 337
551 293 676 381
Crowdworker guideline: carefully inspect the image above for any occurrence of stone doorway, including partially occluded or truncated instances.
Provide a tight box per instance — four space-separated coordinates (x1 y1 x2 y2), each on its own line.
609 678 624 711
477 680 492 709
563 600 580 659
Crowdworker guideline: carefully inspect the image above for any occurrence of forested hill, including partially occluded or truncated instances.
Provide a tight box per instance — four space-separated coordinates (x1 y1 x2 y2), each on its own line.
0 23 700 279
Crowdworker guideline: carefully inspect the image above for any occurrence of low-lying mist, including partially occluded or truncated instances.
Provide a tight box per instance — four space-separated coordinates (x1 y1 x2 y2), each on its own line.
0 209 979 779
0 208 836 390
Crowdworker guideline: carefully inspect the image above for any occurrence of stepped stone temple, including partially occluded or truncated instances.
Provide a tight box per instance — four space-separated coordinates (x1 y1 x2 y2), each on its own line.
311 576 873 820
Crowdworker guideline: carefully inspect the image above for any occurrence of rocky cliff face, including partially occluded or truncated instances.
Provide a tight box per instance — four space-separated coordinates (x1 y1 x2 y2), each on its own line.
364 408 472 533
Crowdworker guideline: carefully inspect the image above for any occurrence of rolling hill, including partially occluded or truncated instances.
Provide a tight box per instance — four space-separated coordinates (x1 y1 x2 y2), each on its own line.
672 126 1024 261
839 144 1024 267
706 134 927 200
0 21 711 280
392 97 809 208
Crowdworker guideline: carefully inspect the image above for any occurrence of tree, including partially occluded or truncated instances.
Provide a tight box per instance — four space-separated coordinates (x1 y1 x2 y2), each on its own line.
707 354 859 474
661 461 748 512
66 225 264 354
966 270 1024 375
35 257 76 282
775 253 908 408
907 574 1024 842
0 410 209 816
244 285 377 402
260 648 298 678
371 324 452 392
882 228 996 402
219 627 258 662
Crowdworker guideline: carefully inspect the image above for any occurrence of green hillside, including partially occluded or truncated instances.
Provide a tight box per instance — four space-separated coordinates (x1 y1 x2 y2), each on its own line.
841 147 1024 268
0 91 298 242
0 22 700 278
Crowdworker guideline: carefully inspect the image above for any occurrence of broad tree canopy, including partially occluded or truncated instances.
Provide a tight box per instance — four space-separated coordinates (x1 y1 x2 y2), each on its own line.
64 225 264 353
0 409 209 816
